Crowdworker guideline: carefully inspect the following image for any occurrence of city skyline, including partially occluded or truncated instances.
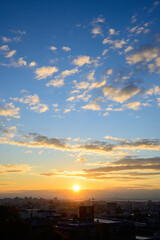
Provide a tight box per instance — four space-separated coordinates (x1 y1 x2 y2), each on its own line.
1 0 160 198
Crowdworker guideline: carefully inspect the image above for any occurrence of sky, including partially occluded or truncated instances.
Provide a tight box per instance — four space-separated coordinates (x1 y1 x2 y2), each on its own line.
1 0 160 199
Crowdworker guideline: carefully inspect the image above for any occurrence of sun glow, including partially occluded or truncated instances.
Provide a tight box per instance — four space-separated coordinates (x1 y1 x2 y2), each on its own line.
73 185 80 192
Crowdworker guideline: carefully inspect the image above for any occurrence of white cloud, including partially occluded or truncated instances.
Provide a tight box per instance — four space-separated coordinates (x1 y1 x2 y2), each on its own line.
82 98 101 111
0 164 31 174
0 45 9 51
102 49 108 56
106 68 113 75
123 101 141 110
52 103 58 108
124 46 134 54
103 85 140 103
0 102 20 118
29 61 37 67
66 96 75 101
61 68 78 77
75 81 90 89
35 66 59 80
109 28 119 35
72 55 91 67
87 70 95 81
50 46 57 51
11 94 48 113
2 37 12 43
82 103 101 111
155 57 160 67
46 79 64 87
126 46 160 64
62 46 71 52
16 57 27 67
5 50 16 58
92 26 102 36
89 80 106 90
103 38 127 48
148 63 156 73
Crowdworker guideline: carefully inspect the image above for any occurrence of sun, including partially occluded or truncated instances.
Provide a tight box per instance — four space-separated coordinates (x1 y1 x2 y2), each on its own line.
73 185 80 192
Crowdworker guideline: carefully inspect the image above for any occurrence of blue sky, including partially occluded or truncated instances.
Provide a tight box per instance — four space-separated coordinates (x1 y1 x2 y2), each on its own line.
1 0 160 196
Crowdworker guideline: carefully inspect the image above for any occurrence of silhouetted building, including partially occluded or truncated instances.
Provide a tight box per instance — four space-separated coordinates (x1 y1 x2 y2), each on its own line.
78 206 94 221
55 218 135 240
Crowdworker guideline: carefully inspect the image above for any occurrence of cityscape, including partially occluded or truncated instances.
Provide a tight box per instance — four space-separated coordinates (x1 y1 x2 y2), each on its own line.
1 0 160 239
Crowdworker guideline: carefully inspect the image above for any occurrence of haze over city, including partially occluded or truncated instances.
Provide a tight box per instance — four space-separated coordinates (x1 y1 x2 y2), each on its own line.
1 0 160 200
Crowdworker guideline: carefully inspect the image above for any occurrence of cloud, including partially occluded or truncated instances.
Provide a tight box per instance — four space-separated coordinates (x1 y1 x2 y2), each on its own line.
124 46 134 54
93 17 105 24
62 46 71 52
82 103 101 111
5 50 16 58
87 70 95 81
0 125 17 138
76 157 86 162
0 102 20 118
11 94 48 113
46 68 78 87
72 55 91 67
0 45 9 51
0 164 31 174
102 49 108 56
29 61 37 67
103 84 140 103
1 131 160 159
109 28 119 35
0 57 27 67
74 81 90 90
52 103 58 108
106 68 113 75
82 98 101 111
46 79 64 87
2 37 12 43
50 46 57 51
146 85 160 95
104 136 126 141
155 57 160 67
61 68 78 77
35 66 59 80
66 96 75 102
126 46 160 65
10 29 26 35
123 101 141 110
103 38 127 48
16 57 27 67
92 26 102 36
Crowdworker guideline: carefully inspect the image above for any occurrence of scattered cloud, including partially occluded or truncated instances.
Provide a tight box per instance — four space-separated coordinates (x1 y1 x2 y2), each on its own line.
46 79 64 87
50 46 57 51
0 164 31 174
103 38 127 49
35 66 59 80
62 46 71 52
126 46 160 65
123 101 141 110
124 46 134 54
2 37 12 43
92 26 102 36
0 45 9 51
29 61 37 67
5 50 16 58
72 55 91 67
11 94 48 113
103 84 140 103
0 102 20 118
